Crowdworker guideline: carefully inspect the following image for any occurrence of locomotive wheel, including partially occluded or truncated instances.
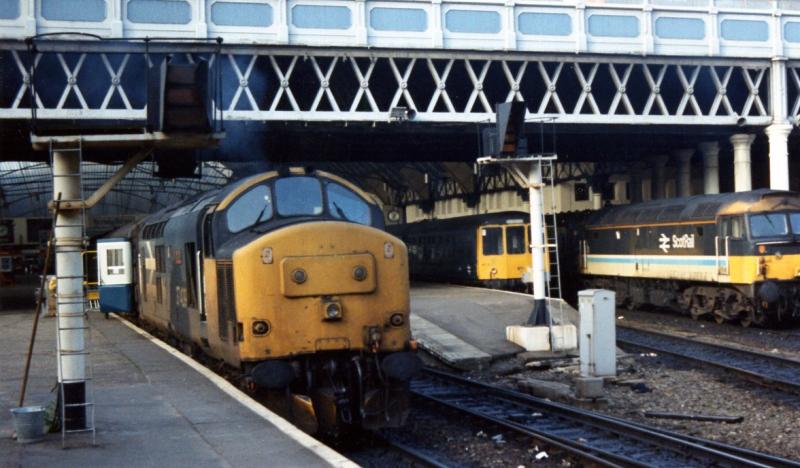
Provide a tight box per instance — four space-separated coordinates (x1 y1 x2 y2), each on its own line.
713 312 726 324
688 294 704 321
740 309 755 328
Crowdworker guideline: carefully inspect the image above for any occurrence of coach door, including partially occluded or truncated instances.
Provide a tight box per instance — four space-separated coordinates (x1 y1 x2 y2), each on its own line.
197 206 215 325
717 216 743 279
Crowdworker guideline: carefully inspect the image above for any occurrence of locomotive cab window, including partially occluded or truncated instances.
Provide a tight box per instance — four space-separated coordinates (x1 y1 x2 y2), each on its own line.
276 177 323 216
720 216 744 239
482 227 503 255
327 182 371 225
749 213 789 238
790 213 800 234
226 184 273 233
506 226 527 254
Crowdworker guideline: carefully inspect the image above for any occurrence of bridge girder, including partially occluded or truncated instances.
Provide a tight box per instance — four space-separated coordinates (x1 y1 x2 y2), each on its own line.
0 40 789 127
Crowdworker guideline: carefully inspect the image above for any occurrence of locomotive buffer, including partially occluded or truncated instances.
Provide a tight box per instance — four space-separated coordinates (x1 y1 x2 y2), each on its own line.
478 102 565 348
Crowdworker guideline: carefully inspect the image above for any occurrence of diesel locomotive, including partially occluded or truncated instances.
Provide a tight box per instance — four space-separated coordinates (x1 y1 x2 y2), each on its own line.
389 212 533 289
579 189 800 326
97 167 419 432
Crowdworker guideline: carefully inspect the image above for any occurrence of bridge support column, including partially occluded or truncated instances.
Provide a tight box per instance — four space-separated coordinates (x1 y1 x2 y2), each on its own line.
765 124 793 190
52 150 87 429
629 169 643 203
674 149 694 197
730 134 755 192
527 162 548 326
651 155 668 199
591 191 602 210
698 141 720 195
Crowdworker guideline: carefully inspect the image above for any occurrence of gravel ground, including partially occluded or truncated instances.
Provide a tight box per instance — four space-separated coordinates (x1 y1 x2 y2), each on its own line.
487 349 800 460
342 399 575 468
616 308 800 360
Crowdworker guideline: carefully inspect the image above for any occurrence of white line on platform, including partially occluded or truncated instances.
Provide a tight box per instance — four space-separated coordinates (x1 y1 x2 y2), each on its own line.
111 314 358 468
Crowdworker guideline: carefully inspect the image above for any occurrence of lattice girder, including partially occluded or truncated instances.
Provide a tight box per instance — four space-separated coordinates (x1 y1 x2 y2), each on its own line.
0 44 776 125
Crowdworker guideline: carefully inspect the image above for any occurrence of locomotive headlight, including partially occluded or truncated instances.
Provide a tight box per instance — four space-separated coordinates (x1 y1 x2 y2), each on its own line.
324 302 342 320
384 241 394 258
261 247 273 264
252 320 270 336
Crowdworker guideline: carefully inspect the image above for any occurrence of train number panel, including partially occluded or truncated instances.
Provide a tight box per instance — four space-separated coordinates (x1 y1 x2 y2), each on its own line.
100 168 419 433
580 189 800 327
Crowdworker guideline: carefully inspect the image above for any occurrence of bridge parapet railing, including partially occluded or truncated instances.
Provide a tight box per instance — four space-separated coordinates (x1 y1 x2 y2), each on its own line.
3 1 800 59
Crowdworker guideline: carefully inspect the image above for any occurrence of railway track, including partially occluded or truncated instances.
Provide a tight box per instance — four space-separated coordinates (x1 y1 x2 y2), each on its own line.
617 326 800 395
412 368 800 467
371 432 453 468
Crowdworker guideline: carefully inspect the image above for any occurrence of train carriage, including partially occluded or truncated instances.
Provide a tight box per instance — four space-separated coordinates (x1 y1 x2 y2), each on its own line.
390 212 533 289
580 189 800 326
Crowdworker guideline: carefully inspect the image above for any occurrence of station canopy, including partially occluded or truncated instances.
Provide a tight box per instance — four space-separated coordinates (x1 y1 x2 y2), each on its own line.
0 160 233 219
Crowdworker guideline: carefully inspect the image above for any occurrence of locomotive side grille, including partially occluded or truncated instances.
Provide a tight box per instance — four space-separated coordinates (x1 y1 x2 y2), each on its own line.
691 202 722 219
216 261 234 341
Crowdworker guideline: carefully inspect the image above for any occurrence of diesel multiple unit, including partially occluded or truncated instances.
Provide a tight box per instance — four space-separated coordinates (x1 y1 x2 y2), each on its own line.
390 212 533 289
97 168 418 432
580 189 800 326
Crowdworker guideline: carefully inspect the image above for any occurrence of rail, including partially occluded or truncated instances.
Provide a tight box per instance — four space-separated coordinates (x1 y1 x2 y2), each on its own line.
412 367 800 467
617 326 800 395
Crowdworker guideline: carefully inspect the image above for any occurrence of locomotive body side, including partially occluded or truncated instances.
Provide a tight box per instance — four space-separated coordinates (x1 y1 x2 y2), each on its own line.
580 189 800 326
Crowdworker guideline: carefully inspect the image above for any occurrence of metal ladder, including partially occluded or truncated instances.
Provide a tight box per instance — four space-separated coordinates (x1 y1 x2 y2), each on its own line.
538 158 566 349
50 139 96 447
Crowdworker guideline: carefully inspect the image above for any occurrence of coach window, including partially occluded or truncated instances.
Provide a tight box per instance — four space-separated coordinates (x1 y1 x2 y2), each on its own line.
482 227 503 256
276 177 323 216
327 182 371 225
506 226 526 254
107 248 124 276
226 184 272 233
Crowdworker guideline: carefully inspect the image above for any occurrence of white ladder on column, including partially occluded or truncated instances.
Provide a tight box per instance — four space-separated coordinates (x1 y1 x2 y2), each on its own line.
50 139 96 447
538 157 566 349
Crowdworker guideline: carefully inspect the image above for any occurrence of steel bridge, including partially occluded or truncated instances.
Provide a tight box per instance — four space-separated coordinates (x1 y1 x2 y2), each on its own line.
2 0 800 212
0 40 791 126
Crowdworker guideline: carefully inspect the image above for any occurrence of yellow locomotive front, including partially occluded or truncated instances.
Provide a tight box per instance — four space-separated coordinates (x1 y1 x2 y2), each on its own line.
204 169 417 432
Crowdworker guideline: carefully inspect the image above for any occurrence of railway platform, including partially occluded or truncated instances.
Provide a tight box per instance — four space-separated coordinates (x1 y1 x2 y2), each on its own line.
410 283 579 370
0 309 354 467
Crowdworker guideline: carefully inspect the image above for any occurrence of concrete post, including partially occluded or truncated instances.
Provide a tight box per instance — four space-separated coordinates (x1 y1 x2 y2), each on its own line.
527 161 548 326
592 191 602 210
698 141 720 195
674 149 694 197
52 150 87 429
765 124 793 190
651 155 668 199
730 134 755 192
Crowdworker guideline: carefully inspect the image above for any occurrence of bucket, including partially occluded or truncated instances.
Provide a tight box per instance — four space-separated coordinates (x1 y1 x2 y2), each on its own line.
10 406 46 443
